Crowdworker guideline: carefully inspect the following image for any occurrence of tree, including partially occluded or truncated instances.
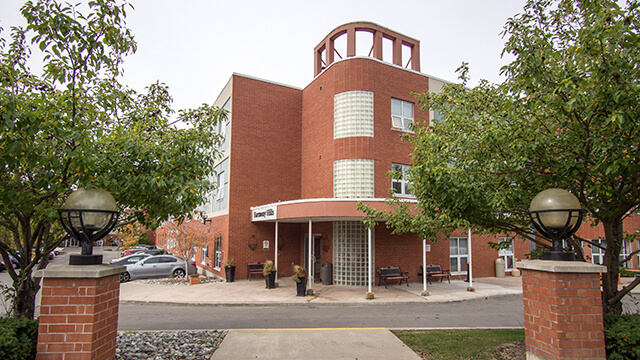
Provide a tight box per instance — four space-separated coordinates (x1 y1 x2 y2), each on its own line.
0 0 224 319
115 221 145 249
161 218 211 278
359 0 640 315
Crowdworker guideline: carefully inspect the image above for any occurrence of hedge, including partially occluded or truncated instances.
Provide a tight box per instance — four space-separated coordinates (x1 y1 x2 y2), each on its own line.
604 313 640 360
0 317 38 360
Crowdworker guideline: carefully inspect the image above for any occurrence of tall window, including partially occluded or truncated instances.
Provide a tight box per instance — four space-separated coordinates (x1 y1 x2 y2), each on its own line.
498 237 514 271
450 237 468 274
214 235 222 269
391 98 414 131
201 246 208 265
217 98 231 152
620 240 632 266
591 239 605 265
391 163 413 197
215 171 225 201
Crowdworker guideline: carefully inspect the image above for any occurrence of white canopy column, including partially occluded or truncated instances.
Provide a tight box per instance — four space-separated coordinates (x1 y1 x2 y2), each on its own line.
308 218 313 295
366 226 374 299
274 221 279 283
467 228 475 292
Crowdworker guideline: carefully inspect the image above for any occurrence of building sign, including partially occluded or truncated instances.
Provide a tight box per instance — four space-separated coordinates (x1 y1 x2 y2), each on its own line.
263 240 269 250
252 205 277 222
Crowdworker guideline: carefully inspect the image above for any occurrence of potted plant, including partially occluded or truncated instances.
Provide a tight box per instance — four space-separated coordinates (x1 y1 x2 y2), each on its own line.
292 265 308 296
263 260 277 289
225 257 236 283
189 273 200 285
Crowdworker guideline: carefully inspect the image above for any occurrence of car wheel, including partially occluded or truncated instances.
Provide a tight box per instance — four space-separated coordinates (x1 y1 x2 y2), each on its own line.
120 272 131 283
173 269 186 279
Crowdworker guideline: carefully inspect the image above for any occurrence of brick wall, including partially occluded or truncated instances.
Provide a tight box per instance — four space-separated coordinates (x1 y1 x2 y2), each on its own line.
520 262 606 360
37 271 121 360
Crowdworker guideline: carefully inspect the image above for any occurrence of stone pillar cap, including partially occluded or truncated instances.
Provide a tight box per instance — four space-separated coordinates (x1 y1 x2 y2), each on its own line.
517 260 606 274
35 264 126 279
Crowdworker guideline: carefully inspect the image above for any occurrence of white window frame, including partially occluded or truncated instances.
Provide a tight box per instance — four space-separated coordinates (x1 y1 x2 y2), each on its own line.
449 237 468 275
391 98 414 132
214 234 222 270
201 246 208 265
498 237 514 271
391 163 413 197
591 239 606 265
215 171 225 201
620 240 632 266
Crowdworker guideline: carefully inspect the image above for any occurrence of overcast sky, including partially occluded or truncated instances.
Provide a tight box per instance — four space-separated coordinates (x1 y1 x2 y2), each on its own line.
1 0 528 112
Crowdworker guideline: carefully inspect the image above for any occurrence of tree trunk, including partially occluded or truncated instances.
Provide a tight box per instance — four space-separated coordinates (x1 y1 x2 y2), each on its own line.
601 216 623 315
14 275 40 319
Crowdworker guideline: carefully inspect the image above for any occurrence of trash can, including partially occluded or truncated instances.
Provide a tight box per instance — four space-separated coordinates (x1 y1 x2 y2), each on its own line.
495 258 505 278
322 262 333 285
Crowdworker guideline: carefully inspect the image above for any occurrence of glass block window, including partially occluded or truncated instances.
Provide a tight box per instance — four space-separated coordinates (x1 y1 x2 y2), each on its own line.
591 239 605 265
334 91 374 139
333 221 374 286
334 159 374 198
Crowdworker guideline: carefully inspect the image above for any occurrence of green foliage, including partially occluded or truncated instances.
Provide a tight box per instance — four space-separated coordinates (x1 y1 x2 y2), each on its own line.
393 329 524 360
0 0 224 318
292 265 307 283
360 0 640 314
0 317 38 360
604 314 640 360
263 260 276 276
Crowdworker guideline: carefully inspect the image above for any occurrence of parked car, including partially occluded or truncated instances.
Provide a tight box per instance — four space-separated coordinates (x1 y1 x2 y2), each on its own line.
53 247 65 256
110 253 151 266
120 248 145 257
1 255 20 270
120 255 196 282
139 248 166 256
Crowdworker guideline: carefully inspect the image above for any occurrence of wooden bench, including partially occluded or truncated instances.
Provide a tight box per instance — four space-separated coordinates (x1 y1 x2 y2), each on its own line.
377 266 409 288
419 265 451 284
247 262 264 280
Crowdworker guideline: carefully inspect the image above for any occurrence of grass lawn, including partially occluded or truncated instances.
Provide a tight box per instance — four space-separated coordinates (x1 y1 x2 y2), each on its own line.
393 329 525 360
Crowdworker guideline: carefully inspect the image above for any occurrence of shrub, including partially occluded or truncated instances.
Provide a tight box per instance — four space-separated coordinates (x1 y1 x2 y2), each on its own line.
604 313 640 360
0 317 38 360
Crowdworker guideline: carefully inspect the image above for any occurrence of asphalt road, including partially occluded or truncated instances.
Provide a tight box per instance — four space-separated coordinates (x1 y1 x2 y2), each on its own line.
118 295 525 331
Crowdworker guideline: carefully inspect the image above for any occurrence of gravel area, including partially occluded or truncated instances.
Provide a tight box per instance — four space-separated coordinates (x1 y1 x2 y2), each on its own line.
116 330 227 360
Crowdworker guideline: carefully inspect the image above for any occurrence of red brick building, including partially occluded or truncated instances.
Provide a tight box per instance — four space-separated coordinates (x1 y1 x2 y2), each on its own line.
155 22 638 286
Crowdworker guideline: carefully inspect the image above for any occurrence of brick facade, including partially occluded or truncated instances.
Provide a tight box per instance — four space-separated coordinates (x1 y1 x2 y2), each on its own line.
519 261 606 360
155 21 639 284
36 265 124 360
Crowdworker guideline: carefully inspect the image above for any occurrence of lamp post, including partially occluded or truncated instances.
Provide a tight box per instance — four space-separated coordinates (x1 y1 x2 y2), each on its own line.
58 188 119 265
529 188 585 261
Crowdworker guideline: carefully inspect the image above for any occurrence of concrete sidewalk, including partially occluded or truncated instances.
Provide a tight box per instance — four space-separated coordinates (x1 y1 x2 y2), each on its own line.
118 275 525 306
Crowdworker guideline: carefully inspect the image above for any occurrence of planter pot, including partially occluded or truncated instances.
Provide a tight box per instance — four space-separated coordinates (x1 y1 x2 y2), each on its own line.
296 277 307 297
265 272 277 289
225 266 236 282
189 276 200 285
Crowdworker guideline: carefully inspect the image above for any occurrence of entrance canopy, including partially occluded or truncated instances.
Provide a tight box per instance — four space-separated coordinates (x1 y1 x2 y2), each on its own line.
250 198 409 223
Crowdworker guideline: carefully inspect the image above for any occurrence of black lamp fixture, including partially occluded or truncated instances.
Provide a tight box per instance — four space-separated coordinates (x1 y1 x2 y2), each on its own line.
58 188 119 265
203 214 212 225
529 188 585 261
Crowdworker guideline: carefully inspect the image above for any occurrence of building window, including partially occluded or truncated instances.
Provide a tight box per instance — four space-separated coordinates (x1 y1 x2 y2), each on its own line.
334 91 374 139
333 159 374 198
333 221 373 286
449 237 468 274
391 163 413 197
591 239 605 265
215 171 225 201
391 98 414 131
498 237 514 271
214 234 222 270
620 240 632 266
201 246 208 265
217 98 231 152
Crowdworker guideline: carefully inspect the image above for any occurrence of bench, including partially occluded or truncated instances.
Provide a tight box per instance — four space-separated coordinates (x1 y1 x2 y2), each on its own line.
247 262 265 280
377 266 409 288
419 265 451 284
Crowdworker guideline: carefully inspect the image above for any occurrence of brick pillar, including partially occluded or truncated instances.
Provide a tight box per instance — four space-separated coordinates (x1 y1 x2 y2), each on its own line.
517 260 606 360
36 264 125 360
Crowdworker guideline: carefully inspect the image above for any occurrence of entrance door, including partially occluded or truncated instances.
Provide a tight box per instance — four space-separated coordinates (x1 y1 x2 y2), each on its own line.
304 234 322 283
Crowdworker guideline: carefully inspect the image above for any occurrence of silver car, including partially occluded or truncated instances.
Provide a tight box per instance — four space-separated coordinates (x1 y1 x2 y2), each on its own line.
110 253 150 266
119 255 196 282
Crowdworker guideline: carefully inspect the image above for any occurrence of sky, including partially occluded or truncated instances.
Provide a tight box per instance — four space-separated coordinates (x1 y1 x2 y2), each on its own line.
0 0 528 113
